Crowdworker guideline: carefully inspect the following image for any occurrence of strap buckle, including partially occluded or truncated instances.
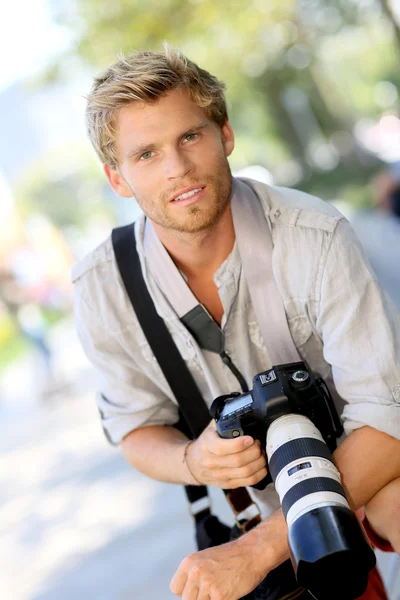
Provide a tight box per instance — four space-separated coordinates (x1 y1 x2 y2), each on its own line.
225 489 262 533
187 495 212 523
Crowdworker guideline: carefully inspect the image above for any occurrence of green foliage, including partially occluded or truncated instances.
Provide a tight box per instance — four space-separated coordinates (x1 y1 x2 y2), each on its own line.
0 332 29 372
42 0 400 203
15 145 115 230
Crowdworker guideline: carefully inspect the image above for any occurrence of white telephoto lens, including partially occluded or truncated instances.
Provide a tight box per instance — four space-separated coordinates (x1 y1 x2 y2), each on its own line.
266 415 350 527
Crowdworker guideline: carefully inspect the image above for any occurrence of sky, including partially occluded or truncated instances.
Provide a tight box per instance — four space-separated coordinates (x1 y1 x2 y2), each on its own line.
0 0 91 218
0 0 71 93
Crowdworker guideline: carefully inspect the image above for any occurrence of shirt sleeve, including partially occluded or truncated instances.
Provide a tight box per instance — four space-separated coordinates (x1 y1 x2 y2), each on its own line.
315 218 400 439
73 283 180 445
356 508 394 552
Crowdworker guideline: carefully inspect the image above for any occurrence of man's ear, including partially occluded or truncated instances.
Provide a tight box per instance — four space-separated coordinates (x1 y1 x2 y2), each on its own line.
103 164 133 198
221 121 235 157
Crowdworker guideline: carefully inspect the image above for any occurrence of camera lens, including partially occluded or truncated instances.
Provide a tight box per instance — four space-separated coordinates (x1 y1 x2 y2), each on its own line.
266 414 376 599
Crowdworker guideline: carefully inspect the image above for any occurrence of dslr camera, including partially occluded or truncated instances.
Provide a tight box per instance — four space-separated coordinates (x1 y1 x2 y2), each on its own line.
210 361 376 600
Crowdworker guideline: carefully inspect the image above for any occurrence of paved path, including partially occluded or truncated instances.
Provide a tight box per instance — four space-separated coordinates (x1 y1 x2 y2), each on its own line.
350 208 400 311
0 322 233 600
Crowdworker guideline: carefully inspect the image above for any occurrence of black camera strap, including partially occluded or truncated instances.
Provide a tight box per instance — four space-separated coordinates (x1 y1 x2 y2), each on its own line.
144 217 249 392
111 223 261 538
112 224 210 438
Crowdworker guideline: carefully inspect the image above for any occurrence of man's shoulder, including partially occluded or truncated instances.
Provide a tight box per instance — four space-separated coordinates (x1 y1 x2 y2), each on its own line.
241 177 345 234
70 219 147 334
71 235 114 285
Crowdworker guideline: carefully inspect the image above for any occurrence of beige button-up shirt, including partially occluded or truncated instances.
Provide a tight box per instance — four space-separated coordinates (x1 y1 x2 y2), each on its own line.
72 178 400 518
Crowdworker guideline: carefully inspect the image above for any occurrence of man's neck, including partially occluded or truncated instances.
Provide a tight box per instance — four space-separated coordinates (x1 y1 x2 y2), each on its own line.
150 205 235 279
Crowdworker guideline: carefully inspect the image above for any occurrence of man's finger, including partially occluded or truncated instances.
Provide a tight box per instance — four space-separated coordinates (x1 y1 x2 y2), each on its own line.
182 579 200 600
213 442 263 468
211 434 254 456
215 455 267 482
198 587 212 600
170 561 189 596
227 465 268 489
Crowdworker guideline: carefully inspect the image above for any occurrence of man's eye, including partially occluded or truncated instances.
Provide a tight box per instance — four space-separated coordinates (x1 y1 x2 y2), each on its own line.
184 133 198 142
140 151 154 160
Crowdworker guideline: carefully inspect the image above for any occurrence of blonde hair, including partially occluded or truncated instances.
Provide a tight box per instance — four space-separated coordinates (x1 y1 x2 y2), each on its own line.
86 43 228 168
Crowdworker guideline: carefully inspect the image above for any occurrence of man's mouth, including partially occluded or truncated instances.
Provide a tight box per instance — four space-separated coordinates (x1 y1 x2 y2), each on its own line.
171 186 205 202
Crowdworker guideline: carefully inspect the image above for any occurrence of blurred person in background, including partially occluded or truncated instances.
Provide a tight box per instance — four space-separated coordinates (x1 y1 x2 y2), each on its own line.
348 162 400 312
371 161 400 219
72 46 400 600
0 211 74 397
0 260 54 390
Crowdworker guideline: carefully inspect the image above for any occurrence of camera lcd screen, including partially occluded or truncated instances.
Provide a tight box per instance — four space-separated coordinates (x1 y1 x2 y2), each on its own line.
220 393 253 417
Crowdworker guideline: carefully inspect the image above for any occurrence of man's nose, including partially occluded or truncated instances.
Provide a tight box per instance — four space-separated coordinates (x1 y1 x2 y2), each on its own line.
165 149 193 180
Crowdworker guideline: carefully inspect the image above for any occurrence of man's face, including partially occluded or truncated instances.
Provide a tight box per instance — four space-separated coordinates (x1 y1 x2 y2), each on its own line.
104 88 235 234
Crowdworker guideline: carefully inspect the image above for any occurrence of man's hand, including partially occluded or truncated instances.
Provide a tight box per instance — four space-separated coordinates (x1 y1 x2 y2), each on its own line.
171 509 290 600
186 421 267 488
170 537 267 600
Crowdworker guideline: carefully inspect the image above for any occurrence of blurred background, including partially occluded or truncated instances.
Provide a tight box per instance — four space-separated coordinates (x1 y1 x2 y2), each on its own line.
1 1 400 598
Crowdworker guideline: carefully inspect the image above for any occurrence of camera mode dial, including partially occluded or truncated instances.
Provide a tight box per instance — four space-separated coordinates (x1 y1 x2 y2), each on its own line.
291 370 309 387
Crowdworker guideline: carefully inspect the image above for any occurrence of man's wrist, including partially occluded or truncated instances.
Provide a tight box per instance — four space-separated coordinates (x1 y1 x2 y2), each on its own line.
237 509 290 575
182 440 202 485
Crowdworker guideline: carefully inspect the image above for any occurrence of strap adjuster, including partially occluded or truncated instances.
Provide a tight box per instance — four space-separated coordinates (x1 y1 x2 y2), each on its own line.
225 489 262 533
187 496 212 523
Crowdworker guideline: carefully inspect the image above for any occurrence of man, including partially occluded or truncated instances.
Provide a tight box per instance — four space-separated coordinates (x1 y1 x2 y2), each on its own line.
371 160 400 219
72 45 400 600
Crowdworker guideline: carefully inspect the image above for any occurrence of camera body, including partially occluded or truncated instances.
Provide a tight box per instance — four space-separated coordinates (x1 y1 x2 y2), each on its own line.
210 361 376 600
211 361 343 474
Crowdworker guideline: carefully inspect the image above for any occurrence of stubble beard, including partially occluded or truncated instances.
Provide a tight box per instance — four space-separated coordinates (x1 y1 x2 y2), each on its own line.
134 157 233 234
